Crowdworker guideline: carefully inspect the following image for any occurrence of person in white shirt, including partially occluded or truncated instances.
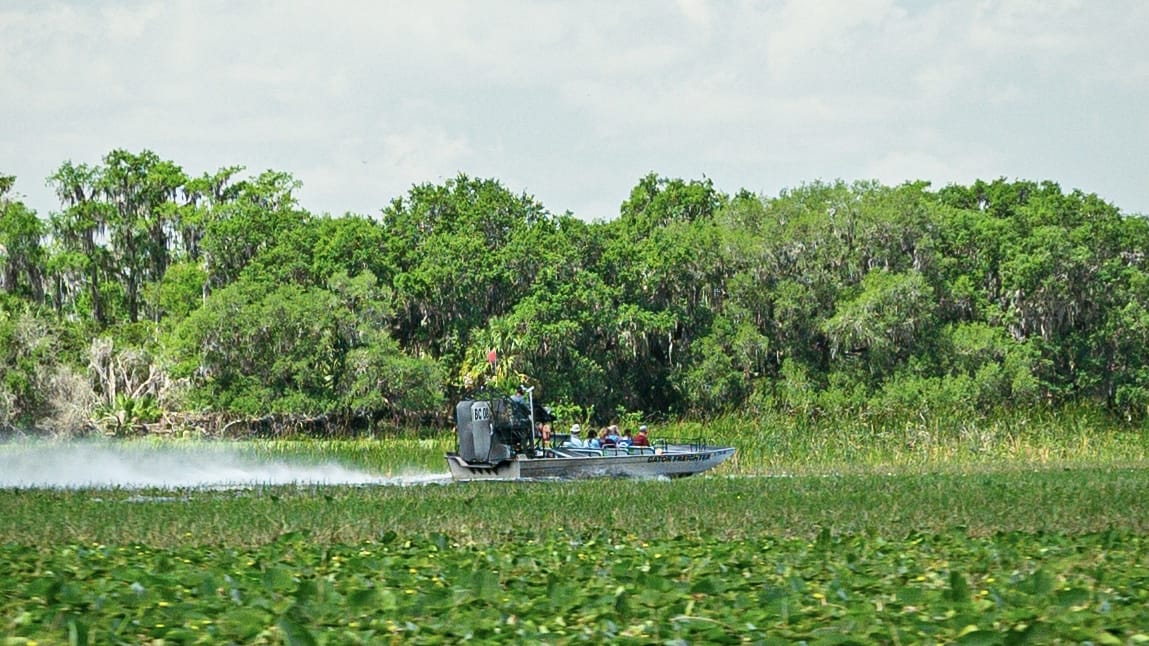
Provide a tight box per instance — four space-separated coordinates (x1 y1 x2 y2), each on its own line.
563 424 585 448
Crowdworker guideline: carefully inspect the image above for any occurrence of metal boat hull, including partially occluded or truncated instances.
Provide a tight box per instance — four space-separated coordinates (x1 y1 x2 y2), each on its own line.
446 446 735 481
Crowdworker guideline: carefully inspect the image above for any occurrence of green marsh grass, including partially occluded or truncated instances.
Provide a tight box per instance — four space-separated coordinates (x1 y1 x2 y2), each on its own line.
3 407 1148 547
10 405 1142 479
4 466 1149 547
670 407 1149 476
104 406 1149 481
5 409 1149 643
236 435 454 474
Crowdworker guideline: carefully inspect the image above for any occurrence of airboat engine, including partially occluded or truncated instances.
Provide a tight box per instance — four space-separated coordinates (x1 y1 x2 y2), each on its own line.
454 398 530 464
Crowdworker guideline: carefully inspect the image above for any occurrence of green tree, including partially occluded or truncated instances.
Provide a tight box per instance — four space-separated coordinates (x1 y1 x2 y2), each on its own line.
821 269 936 379
173 272 442 422
599 174 729 413
98 149 187 322
243 214 390 288
0 176 46 303
382 174 552 387
200 170 306 289
176 165 244 263
48 161 111 324
149 261 208 325
674 313 770 414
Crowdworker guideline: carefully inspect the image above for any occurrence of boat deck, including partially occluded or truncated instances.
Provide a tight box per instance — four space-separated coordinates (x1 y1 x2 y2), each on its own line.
447 437 735 481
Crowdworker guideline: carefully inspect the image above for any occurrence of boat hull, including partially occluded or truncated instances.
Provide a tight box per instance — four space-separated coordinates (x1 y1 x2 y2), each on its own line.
446 446 735 481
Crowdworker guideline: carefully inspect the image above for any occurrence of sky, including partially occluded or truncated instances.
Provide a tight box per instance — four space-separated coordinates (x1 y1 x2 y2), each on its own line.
2 0 1147 222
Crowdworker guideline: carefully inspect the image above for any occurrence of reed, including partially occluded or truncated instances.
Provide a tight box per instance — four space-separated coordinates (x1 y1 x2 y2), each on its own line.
4 417 1149 643
659 408 1149 475
3 464 1148 547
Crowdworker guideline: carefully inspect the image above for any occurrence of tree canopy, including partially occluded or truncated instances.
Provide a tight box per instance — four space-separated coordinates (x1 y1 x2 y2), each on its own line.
3 154 1149 434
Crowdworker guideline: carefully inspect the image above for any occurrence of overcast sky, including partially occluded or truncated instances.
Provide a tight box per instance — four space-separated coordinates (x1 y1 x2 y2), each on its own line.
3 0 1147 221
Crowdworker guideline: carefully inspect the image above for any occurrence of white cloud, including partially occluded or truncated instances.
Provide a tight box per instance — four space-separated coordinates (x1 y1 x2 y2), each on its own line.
1 0 1148 220
100 3 163 40
676 0 712 29
763 0 906 80
865 149 997 191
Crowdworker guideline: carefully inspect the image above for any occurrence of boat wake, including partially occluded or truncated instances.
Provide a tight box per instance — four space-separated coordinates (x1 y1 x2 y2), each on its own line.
0 441 449 489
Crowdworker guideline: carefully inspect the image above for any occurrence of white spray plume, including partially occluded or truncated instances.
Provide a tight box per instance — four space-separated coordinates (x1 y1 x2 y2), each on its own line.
0 441 450 489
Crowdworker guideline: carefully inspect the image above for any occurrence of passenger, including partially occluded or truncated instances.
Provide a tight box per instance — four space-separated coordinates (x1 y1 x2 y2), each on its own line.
599 427 615 448
632 425 651 447
586 431 601 450
564 424 584 448
606 425 621 446
619 429 633 449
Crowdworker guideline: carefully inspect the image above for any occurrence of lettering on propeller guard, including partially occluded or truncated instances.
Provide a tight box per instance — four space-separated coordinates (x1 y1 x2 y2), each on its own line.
646 453 712 463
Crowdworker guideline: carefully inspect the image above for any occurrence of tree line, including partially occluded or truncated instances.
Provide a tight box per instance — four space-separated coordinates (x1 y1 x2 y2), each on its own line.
2 149 1148 435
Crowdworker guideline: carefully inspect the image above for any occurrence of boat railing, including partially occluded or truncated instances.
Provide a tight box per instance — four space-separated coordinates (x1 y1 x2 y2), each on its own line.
548 435 721 455
542 445 671 458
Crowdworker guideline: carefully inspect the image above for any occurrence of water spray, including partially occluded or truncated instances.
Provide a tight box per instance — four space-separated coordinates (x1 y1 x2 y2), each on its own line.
0 441 450 489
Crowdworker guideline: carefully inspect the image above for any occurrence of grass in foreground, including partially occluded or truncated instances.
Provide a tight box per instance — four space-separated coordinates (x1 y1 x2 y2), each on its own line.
4 411 1149 643
2 465 1148 546
3 508 1149 643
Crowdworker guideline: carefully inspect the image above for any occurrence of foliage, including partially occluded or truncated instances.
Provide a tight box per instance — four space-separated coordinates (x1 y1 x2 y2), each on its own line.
149 261 207 325
3 528 1149 643
0 187 46 302
4 408 1149 542
172 273 442 420
0 307 79 429
3 433 1149 642
9 155 1149 430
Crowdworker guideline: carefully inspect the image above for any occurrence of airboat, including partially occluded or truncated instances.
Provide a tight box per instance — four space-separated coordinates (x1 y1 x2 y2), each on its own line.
445 388 735 481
